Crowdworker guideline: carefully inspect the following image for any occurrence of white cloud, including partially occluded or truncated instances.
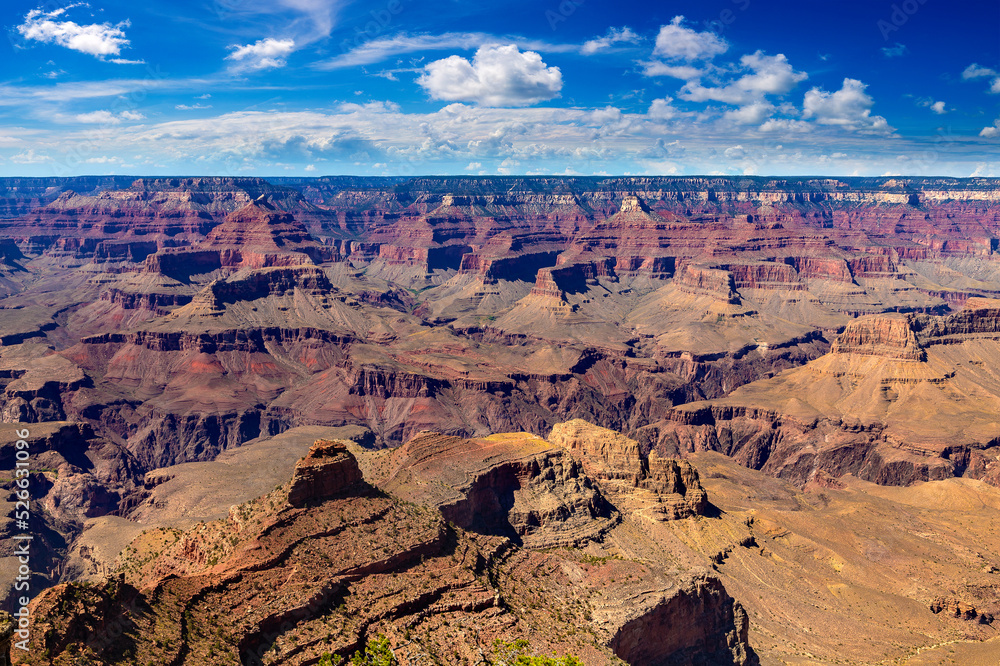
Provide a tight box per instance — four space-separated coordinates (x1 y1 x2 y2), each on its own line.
418 44 562 107
653 16 728 61
962 63 1000 94
304 164 317 171
581 27 640 55
723 102 775 125
226 38 296 71
680 52 807 105
73 109 144 124
17 6 132 60
641 62 703 80
724 145 746 159
464 162 482 170
5 103 989 176
176 103 213 110
647 97 679 120
916 99 947 114
214 0 341 43
802 78 892 133
981 119 1000 138
75 110 120 124
316 32 577 70
963 63 997 79
881 43 907 58
759 118 812 133
11 149 52 164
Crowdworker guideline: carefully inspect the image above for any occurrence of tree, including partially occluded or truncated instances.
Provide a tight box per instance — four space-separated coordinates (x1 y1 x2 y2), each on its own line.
350 634 397 666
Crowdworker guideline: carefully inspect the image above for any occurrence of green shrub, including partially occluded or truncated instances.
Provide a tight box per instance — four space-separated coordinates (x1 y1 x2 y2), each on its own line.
491 639 583 666
350 634 396 666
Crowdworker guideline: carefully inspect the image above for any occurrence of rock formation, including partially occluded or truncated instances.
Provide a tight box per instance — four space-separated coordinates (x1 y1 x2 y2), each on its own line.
548 419 709 520
16 436 757 666
376 431 619 548
286 439 363 507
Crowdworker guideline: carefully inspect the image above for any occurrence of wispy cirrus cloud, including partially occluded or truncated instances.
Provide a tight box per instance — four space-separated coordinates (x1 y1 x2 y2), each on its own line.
581 27 640 55
881 43 908 58
962 63 1000 93
315 32 579 70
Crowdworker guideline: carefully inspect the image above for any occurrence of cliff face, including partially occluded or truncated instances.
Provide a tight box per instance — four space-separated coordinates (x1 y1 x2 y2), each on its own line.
548 419 709 520
676 264 741 303
830 314 926 360
378 431 619 548
286 438 363 506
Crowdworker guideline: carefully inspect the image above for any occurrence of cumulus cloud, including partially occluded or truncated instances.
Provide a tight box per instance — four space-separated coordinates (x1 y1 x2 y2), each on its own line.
802 78 892 133
917 99 947 114
647 97 679 120
981 119 1000 138
760 118 812 133
581 27 640 55
76 111 115 125
723 102 775 125
962 63 1000 94
226 38 296 71
417 44 562 107
17 5 133 60
681 52 807 105
653 16 728 61
11 149 52 164
723 145 746 159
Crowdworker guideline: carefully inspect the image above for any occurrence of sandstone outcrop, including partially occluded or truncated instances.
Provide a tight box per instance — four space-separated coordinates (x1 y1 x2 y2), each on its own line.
286 439 363 507
377 431 619 548
548 419 709 520
830 313 925 360
675 264 741 304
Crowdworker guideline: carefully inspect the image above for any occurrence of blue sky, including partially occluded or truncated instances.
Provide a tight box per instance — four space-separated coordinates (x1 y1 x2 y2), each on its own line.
0 0 998 177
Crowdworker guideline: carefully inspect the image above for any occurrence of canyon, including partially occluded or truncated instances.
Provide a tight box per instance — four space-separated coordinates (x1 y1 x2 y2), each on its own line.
3 175 1000 664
